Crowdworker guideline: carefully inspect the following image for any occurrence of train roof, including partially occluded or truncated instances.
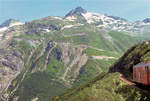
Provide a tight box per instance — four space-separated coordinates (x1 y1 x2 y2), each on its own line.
133 63 150 68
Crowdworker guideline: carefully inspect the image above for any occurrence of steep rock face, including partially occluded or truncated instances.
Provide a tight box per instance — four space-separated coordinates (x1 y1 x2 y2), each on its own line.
0 21 25 98
65 7 87 17
58 42 89 82
65 7 87 23
0 49 24 98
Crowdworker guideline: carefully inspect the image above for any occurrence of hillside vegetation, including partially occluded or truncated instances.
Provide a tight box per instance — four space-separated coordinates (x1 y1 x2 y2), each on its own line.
52 72 150 101
110 41 150 78
52 41 150 101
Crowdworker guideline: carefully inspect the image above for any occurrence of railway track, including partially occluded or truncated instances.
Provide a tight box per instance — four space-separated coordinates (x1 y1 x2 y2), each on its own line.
120 74 150 95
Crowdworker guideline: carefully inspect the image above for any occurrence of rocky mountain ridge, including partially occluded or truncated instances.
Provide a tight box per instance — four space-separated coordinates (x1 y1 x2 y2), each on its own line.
65 7 150 34
1 7 150 34
0 19 24 32
0 19 23 27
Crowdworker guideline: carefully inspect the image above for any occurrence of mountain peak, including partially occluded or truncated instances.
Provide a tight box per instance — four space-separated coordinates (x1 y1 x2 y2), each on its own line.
74 7 87 13
65 7 87 17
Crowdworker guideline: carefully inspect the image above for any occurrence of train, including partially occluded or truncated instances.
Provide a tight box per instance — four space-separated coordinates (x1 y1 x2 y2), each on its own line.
133 63 150 86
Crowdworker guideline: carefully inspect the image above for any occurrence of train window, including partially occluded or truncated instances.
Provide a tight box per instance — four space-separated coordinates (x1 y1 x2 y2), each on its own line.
145 66 149 73
134 69 136 78
138 72 141 81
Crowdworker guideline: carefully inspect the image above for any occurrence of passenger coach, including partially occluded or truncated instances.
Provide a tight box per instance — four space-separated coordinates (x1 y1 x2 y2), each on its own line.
133 63 150 86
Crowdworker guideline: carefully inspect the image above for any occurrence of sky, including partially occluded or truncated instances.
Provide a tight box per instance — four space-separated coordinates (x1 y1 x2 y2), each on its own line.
0 0 150 23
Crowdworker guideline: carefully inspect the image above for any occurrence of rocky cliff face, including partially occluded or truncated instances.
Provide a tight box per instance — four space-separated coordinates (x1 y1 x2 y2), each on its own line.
0 49 23 93
65 7 87 17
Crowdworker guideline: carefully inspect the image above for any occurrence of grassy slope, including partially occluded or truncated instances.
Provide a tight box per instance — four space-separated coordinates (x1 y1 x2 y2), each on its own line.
9 72 67 101
52 72 150 101
53 25 146 53
73 47 118 85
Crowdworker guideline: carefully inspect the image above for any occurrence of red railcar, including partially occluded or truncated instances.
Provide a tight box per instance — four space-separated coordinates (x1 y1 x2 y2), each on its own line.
133 63 150 86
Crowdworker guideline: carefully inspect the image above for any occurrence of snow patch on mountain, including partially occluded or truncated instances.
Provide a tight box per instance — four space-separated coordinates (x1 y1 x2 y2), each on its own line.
66 16 77 21
9 22 24 27
0 27 8 32
53 17 63 20
62 23 84 30
62 25 74 29
0 22 24 32
43 29 51 32
82 12 105 24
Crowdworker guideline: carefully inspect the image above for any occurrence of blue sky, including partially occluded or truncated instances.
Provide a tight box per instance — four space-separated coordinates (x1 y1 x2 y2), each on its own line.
0 0 150 23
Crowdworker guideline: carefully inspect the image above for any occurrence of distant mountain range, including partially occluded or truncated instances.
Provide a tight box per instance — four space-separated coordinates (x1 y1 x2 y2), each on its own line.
1 7 150 34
